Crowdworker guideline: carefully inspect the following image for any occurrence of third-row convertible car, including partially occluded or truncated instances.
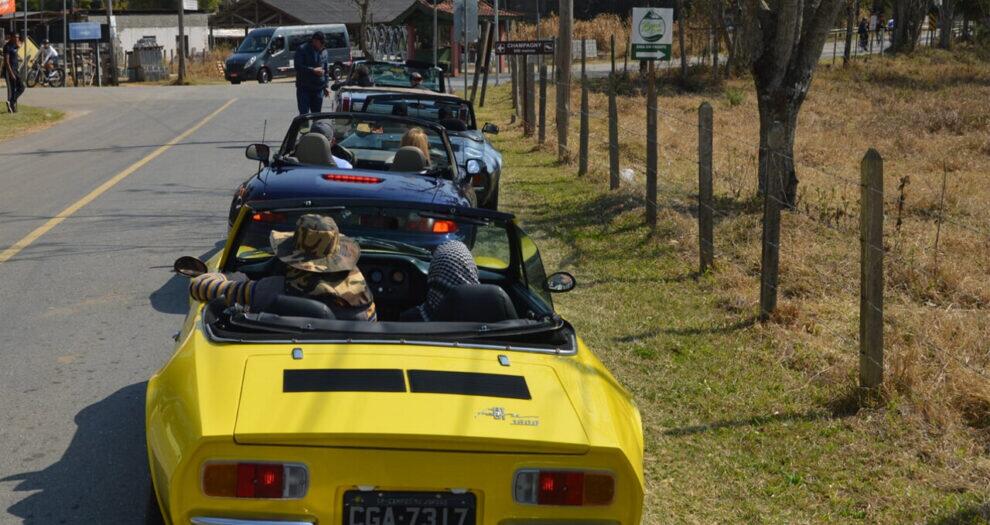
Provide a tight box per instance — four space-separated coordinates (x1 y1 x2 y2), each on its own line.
147 198 645 525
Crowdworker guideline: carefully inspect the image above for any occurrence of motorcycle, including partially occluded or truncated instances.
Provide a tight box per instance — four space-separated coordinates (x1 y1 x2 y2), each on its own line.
25 58 65 88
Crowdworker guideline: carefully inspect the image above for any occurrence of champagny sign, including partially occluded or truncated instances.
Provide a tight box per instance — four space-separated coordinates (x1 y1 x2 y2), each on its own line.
631 7 673 60
0 0 15 16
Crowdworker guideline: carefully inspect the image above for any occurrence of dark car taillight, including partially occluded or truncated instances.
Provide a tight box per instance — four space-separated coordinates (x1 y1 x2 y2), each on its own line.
203 462 308 499
513 469 615 506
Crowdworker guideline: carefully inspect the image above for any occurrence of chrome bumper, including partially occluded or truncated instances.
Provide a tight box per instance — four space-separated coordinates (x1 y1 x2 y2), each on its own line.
191 518 314 525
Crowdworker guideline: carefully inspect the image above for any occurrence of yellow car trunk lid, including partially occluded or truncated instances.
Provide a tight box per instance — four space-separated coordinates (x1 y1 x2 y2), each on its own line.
233 352 590 454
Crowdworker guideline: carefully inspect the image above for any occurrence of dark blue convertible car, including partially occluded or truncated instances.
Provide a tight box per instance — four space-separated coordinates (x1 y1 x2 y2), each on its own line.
229 113 477 226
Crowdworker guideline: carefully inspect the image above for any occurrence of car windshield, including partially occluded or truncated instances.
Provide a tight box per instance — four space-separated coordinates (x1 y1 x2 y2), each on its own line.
232 205 512 272
281 114 453 173
237 32 272 54
358 63 442 91
359 97 476 130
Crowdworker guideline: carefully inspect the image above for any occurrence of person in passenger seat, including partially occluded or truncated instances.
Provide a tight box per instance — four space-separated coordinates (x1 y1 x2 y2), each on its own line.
311 121 353 168
189 214 376 321
400 127 431 166
400 240 478 321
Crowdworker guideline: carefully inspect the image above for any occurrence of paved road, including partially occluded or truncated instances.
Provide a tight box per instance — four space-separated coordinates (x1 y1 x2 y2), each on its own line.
0 82 297 523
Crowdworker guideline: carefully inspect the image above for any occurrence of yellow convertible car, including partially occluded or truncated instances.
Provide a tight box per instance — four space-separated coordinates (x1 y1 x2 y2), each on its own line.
147 199 644 525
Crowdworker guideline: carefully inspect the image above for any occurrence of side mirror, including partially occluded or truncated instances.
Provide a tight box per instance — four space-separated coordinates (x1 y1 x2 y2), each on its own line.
246 143 270 165
330 82 342 91
173 256 208 278
544 272 576 293
482 122 499 135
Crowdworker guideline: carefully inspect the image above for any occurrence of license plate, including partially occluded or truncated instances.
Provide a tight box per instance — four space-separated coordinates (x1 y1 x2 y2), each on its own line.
343 491 476 525
230 73 238 77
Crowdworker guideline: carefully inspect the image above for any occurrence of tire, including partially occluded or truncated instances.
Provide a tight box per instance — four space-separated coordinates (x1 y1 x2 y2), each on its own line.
25 69 38 88
49 69 65 88
331 63 344 80
257 68 272 84
145 481 165 525
485 183 500 210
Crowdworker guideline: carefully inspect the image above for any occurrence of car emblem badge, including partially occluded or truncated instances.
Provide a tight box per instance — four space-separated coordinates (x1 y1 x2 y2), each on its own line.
476 407 539 426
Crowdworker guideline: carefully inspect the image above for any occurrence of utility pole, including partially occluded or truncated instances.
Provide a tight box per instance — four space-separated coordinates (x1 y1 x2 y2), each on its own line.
106 0 117 85
493 0 499 85
62 0 67 87
177 0 186 84
432 0 437 66
462 0 467 97
555 0 572 161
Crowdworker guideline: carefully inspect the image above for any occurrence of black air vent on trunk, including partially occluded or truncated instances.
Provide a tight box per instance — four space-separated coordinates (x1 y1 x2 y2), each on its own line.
283 369 407 393
406 370 532 400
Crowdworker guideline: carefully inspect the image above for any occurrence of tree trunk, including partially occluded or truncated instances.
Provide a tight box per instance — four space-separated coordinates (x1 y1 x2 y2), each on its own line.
676 0 689 80
756 92 800 207
843 0 858 66
938 0 956 49
891 0 927 53
356 0 374 60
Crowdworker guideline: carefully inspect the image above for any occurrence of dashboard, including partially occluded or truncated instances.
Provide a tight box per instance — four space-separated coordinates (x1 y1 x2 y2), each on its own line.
357 254 428 319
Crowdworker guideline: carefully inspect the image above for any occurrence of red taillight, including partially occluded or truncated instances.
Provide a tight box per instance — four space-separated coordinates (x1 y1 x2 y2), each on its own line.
471 174 485 187
341 96 351 112
431 219 457 233
322 173 383 184
406 218 459 234
538 471 584 506
203 462 308 499
251 211 287 223
514 469 614 506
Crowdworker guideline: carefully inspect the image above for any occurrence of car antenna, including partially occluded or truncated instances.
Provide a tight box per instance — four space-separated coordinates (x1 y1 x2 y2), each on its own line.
258 119 268 172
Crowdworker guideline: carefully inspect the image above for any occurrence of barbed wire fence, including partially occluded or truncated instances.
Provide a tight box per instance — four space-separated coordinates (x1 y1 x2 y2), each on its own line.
503 52 990 398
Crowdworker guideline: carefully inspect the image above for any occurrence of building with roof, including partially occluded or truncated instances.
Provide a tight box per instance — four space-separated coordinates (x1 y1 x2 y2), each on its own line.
210 0 519 73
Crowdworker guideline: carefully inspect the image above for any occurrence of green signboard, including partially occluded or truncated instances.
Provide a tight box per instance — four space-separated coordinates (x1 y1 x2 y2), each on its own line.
631 7 674 61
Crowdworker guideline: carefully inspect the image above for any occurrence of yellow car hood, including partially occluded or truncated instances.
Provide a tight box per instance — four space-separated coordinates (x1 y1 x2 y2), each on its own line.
233 352 591 454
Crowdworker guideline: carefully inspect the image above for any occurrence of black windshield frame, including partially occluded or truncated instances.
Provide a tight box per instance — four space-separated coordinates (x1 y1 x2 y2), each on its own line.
358 94 478 130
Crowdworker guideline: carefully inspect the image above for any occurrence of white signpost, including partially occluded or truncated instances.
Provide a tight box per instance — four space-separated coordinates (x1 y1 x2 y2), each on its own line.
631 7 673 61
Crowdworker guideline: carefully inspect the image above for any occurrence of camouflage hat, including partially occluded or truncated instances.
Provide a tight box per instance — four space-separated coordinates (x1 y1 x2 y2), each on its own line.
270 214 360 273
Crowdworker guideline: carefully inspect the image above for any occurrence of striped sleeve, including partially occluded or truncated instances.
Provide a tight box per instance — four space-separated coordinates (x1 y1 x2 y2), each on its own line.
189 273 257 307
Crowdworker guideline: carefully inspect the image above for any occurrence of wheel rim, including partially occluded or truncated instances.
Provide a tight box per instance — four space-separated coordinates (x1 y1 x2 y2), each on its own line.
260 69 270 83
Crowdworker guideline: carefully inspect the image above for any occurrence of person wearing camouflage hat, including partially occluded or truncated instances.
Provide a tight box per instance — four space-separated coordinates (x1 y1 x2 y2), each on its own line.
188 214 377 321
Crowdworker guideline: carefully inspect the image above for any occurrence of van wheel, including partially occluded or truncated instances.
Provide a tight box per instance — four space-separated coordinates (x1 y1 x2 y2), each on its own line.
331 63 344 80
257 68 272 84
230 80 241 85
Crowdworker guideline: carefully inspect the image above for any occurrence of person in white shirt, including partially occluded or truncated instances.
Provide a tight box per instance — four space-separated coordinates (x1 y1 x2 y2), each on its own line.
38 40 58 78
311 120 354 169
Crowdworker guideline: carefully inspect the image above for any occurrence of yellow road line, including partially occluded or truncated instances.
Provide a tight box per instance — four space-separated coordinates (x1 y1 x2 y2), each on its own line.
0 98 238 265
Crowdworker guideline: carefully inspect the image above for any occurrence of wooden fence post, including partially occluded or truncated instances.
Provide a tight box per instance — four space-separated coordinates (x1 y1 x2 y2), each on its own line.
470 22 491 104
698 102 714 274
645 60 658 228
759 122 785 320
578 39 589 176
860 149 884 389
510 56 518 115
524 59 536 137
538 63 547 145
609 35 619 190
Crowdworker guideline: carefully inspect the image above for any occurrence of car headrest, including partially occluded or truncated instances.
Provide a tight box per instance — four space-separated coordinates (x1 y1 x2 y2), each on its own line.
391 146 428 172
433 284 518 323
441 118 468 132
295 132 335 167
264 294 335 319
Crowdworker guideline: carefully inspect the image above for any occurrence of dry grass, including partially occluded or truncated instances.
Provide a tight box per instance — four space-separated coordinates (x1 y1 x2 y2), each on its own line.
520 48 990 445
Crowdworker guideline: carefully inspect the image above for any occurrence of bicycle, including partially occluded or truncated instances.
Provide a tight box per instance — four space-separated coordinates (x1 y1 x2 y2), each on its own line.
25 58 65 88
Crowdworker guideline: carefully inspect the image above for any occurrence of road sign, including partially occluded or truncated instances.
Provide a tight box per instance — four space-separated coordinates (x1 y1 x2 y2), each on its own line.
631 7 673 60
453 0 479 43
69 22 103 42
494 40 555 55
183 0 198 10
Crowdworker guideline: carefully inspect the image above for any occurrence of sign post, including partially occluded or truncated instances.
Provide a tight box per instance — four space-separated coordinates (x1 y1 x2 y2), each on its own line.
494 40 554 56
453 0 478 97
631 7 673 61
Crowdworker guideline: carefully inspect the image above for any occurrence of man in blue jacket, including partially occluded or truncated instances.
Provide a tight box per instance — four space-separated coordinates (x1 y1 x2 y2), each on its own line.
294 31 330 114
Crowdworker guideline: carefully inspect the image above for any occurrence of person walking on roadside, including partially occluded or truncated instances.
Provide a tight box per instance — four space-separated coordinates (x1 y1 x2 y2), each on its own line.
858 18 869 51
294 31 330 115
3 34 26 113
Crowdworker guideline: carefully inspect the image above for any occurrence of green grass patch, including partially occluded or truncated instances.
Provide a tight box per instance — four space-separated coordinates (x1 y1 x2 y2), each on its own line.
477 89 990 524
0 104 65 142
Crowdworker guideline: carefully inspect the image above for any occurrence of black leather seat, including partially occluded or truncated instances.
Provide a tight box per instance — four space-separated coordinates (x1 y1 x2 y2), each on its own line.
265 294 335 319
440 118 468 132
433 284 518 323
